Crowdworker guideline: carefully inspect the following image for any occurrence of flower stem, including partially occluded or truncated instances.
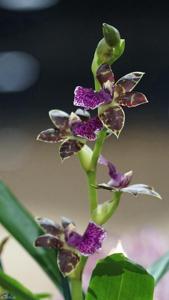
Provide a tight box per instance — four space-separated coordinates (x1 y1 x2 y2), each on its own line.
90 129 107 171
69 256 87 300
86 170 98 212
86 129 107 215
70 278 83 300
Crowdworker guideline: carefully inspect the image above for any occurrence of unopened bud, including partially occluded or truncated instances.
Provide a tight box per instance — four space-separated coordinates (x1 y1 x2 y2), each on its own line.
103 23 121 47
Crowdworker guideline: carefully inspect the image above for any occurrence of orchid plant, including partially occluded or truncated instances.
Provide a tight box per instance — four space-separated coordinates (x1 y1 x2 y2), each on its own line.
0 23 168 300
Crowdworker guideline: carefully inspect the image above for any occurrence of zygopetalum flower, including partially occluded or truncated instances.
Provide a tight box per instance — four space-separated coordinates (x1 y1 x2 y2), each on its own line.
37 109 103 160
74 64 148 137
97 156 161 199
35 217 106 276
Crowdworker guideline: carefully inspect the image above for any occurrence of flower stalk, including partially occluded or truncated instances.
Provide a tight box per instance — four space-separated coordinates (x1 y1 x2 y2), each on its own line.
70 278 83 300
34 22 161 300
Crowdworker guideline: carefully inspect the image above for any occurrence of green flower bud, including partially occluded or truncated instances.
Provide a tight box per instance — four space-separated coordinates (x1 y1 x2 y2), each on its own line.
92 192 122 225
78 145 93 172
103 23 121 47
91 23 125 84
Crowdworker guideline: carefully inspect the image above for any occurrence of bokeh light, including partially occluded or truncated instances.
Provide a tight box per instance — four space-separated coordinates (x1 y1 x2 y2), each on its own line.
0 0 59 11
0 52 39 92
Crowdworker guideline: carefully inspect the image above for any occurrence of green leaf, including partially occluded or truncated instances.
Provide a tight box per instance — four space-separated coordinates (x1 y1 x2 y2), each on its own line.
85 253 154 300
0 181 71 299
36 293 51 299
148 251 169 284
0 270 38 300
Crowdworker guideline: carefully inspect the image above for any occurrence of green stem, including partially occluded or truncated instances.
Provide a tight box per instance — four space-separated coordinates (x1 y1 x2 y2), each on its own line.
90 129 107 171
70 278 83 300
86 129 107 216
87 171 98 212
69 257 87 300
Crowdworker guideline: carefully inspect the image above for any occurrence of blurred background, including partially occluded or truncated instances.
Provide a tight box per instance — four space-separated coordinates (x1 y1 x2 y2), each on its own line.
0 0 168 298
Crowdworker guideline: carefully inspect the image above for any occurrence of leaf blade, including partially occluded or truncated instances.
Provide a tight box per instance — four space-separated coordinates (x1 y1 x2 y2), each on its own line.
148 251 169 284
0 181 70 298
85 253 154 300
0 271 38 300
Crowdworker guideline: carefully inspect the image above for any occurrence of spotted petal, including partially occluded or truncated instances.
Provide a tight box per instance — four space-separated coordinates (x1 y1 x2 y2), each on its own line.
121 184 162 199
49 110 69 130
36 217 63 236
96 64 115 96
57 249 80 276
115 72 145 93
35 234 64 249
61 217 75 229
74 86 112 110
99 106 125 138
59 139 84 160
72 117 103 141
67 222 106 256
75 109 90 121
117 92 148 107
37 128 65 143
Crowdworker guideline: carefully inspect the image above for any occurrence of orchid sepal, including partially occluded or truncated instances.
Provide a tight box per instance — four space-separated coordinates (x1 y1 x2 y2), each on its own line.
99 104 125 138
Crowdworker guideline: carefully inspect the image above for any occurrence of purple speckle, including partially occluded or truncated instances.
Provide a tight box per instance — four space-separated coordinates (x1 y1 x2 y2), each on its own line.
74 86 112 110
76 222 107 256
72 117 103 141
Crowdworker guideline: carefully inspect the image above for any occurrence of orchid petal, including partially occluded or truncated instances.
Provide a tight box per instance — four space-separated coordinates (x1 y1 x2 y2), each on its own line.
99 106 125 138
57 249 80 276
35 234 64 249
121 184 162 199
74 222 106 256
115 72 145 93
49 110 69 130
67 231 82 248
72 117 103 141
117 92 148 107
61 217 75 229
96 64 115 96
37 128 65 143
59 139 84 160
36 217 63 236
75 109 90 121
74 86 112 110
99 156 133 188
96 183 115 191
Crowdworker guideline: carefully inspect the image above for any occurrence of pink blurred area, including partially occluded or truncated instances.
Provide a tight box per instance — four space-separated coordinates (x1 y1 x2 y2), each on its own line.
83 229 169 300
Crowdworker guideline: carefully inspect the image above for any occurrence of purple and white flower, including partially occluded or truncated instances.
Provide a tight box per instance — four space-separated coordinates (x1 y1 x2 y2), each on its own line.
97 156 161 199
74 64 148 137
37 109 103 160
35 217 106 276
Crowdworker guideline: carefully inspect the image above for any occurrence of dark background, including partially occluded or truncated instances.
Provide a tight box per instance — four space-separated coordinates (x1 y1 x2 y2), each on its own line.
0 0 168 129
